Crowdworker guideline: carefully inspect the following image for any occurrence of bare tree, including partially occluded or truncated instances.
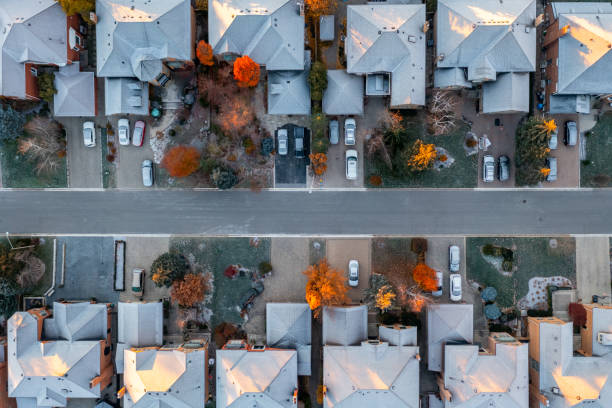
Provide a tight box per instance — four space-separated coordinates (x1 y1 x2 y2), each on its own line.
18 117 65 175
427 90 458 136
366 131 392 169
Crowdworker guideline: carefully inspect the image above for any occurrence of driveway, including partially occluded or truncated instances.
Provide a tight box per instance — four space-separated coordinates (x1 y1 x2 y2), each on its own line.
243 238 310 336
575 236 611 303
60 116 102 188
275 124 309 187
111 116 157 189
119 236 170 302
326 239 371 303
543 114 580 188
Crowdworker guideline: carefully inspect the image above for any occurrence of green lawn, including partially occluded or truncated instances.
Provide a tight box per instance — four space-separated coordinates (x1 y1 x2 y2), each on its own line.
581 113 612 187
0 140 67 188
466 237 576 308
170 237 271 329
365 123 478 188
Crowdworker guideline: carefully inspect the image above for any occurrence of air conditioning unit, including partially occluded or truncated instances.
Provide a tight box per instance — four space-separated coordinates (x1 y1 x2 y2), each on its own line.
597 332 612 345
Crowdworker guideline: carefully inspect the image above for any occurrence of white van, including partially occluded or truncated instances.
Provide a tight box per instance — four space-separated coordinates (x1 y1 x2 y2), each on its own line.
131 268 144 296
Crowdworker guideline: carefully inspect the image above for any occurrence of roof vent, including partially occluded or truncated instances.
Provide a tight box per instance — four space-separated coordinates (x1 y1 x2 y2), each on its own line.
408 35 417 43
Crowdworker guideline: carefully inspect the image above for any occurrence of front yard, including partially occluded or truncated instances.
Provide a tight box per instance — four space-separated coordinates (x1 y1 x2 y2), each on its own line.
466 237 576 309
580 113 612 187
1 139 67 188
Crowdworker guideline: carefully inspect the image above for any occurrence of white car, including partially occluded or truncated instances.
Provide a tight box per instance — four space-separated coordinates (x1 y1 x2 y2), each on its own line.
277 129 288 155
348 260 359 287
329 120 339 145
549 129 558 150
450 274 462 301
132 120 146 147
118 118 130 145
141 160 154 187
449 245 460 272
432 270 443 297
483 155 495 182
346 149 358 180
83 121 95 147
344 118 356 145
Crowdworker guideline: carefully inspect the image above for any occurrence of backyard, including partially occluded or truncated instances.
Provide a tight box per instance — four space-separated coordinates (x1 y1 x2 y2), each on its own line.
466 237 576 309
581 113 612 187
170 237 271 329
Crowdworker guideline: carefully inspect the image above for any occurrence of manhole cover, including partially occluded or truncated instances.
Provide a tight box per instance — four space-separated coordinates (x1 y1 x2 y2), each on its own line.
549 239 558 249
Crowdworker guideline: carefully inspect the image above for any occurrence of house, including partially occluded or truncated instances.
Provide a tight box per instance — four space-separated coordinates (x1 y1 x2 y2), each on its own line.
323 325 420 408
119 340 208 408
95 0 194 86
528 305 612 408
208 0 305 71
53 62 96 117
322 70 364 116
434 0 537 113
115 302 163 374
542 2 612 113
345 4 426 108
104 78 150 116
0 337 16 408
7 302 114 408
440 332 529 408
216 340 298 407
0 0 85 100
266 303 312 375
322 305 368 346
427 303 473 372
267 52 311 115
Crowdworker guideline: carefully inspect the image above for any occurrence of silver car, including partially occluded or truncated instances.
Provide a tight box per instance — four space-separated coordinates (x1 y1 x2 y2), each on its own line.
498 155 510 182
564 121 577 146
277 129 288 155
483 155 495 182
83 121 95 147
344 118 356 145
346 149 358 180
141 160 154 187
449 245 460 272
118 118 130 145
546 157 557 182
329 120 339 145
450 274 462 301
549 129 558 150
348 260 359 287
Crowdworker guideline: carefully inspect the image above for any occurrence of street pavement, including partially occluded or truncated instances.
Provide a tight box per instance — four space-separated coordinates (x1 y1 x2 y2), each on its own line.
1 189 612 235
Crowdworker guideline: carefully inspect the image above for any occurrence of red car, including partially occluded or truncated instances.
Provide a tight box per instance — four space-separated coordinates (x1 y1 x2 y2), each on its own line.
132 120 146 147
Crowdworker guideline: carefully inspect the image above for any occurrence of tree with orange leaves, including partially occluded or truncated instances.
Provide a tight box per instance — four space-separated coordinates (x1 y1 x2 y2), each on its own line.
412 263 437 292
217 95 254 136
406 140 437 172
161 145 201 178
303 258 348 318
171 273 210 307
309 153 328 176
233 55 260 88
196 40 214 66
304 0 337 18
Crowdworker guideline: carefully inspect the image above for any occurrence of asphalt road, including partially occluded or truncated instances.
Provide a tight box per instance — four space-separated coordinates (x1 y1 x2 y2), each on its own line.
1 189 611 235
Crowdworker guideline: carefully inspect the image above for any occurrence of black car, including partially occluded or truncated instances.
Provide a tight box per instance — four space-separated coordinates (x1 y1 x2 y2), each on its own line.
294 127 305 158
498 155 510 182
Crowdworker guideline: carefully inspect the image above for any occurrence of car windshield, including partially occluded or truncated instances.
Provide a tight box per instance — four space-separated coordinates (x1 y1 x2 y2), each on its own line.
452 286 460 296
84 129 92 139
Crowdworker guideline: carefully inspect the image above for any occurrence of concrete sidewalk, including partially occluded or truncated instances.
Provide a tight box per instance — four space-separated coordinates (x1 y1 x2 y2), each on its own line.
575 236 611 303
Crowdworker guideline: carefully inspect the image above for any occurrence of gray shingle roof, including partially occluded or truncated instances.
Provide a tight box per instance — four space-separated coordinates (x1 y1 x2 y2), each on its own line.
324 341 420 408
379 325 417 346
346 4 426 107
116 302 163 375
104 77 150 116
8 303 109 408
443 341 529 408
96 0 192 80
266 303 311 375
122 343 207 408
322 305 368 346
436 0 536 81
323 70 364 115
481 72 530 113
536 319 612 408
209 0 304 71
53 63 96 117
434 67 472 89
0 0 67 98
427 304 473 372
552 3 612 95
267 52 311 115
216 347 298 408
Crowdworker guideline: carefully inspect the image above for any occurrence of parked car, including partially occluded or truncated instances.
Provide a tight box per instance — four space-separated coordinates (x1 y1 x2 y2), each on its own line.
344 118 356 145
83 121 95 147
132 120 146 147
449 245 460 272
432 270 443 297
564 121 577 146
348 260 359 287
483 155 495 182
346 149 358 180
294 127 305 158
141 160 154 187
498 155 510 182
131 268 144 296
329 119 339 145
549 128 558 149
450 274 462 301
118 118 130 145
277 129 288 155
546 157 557 182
